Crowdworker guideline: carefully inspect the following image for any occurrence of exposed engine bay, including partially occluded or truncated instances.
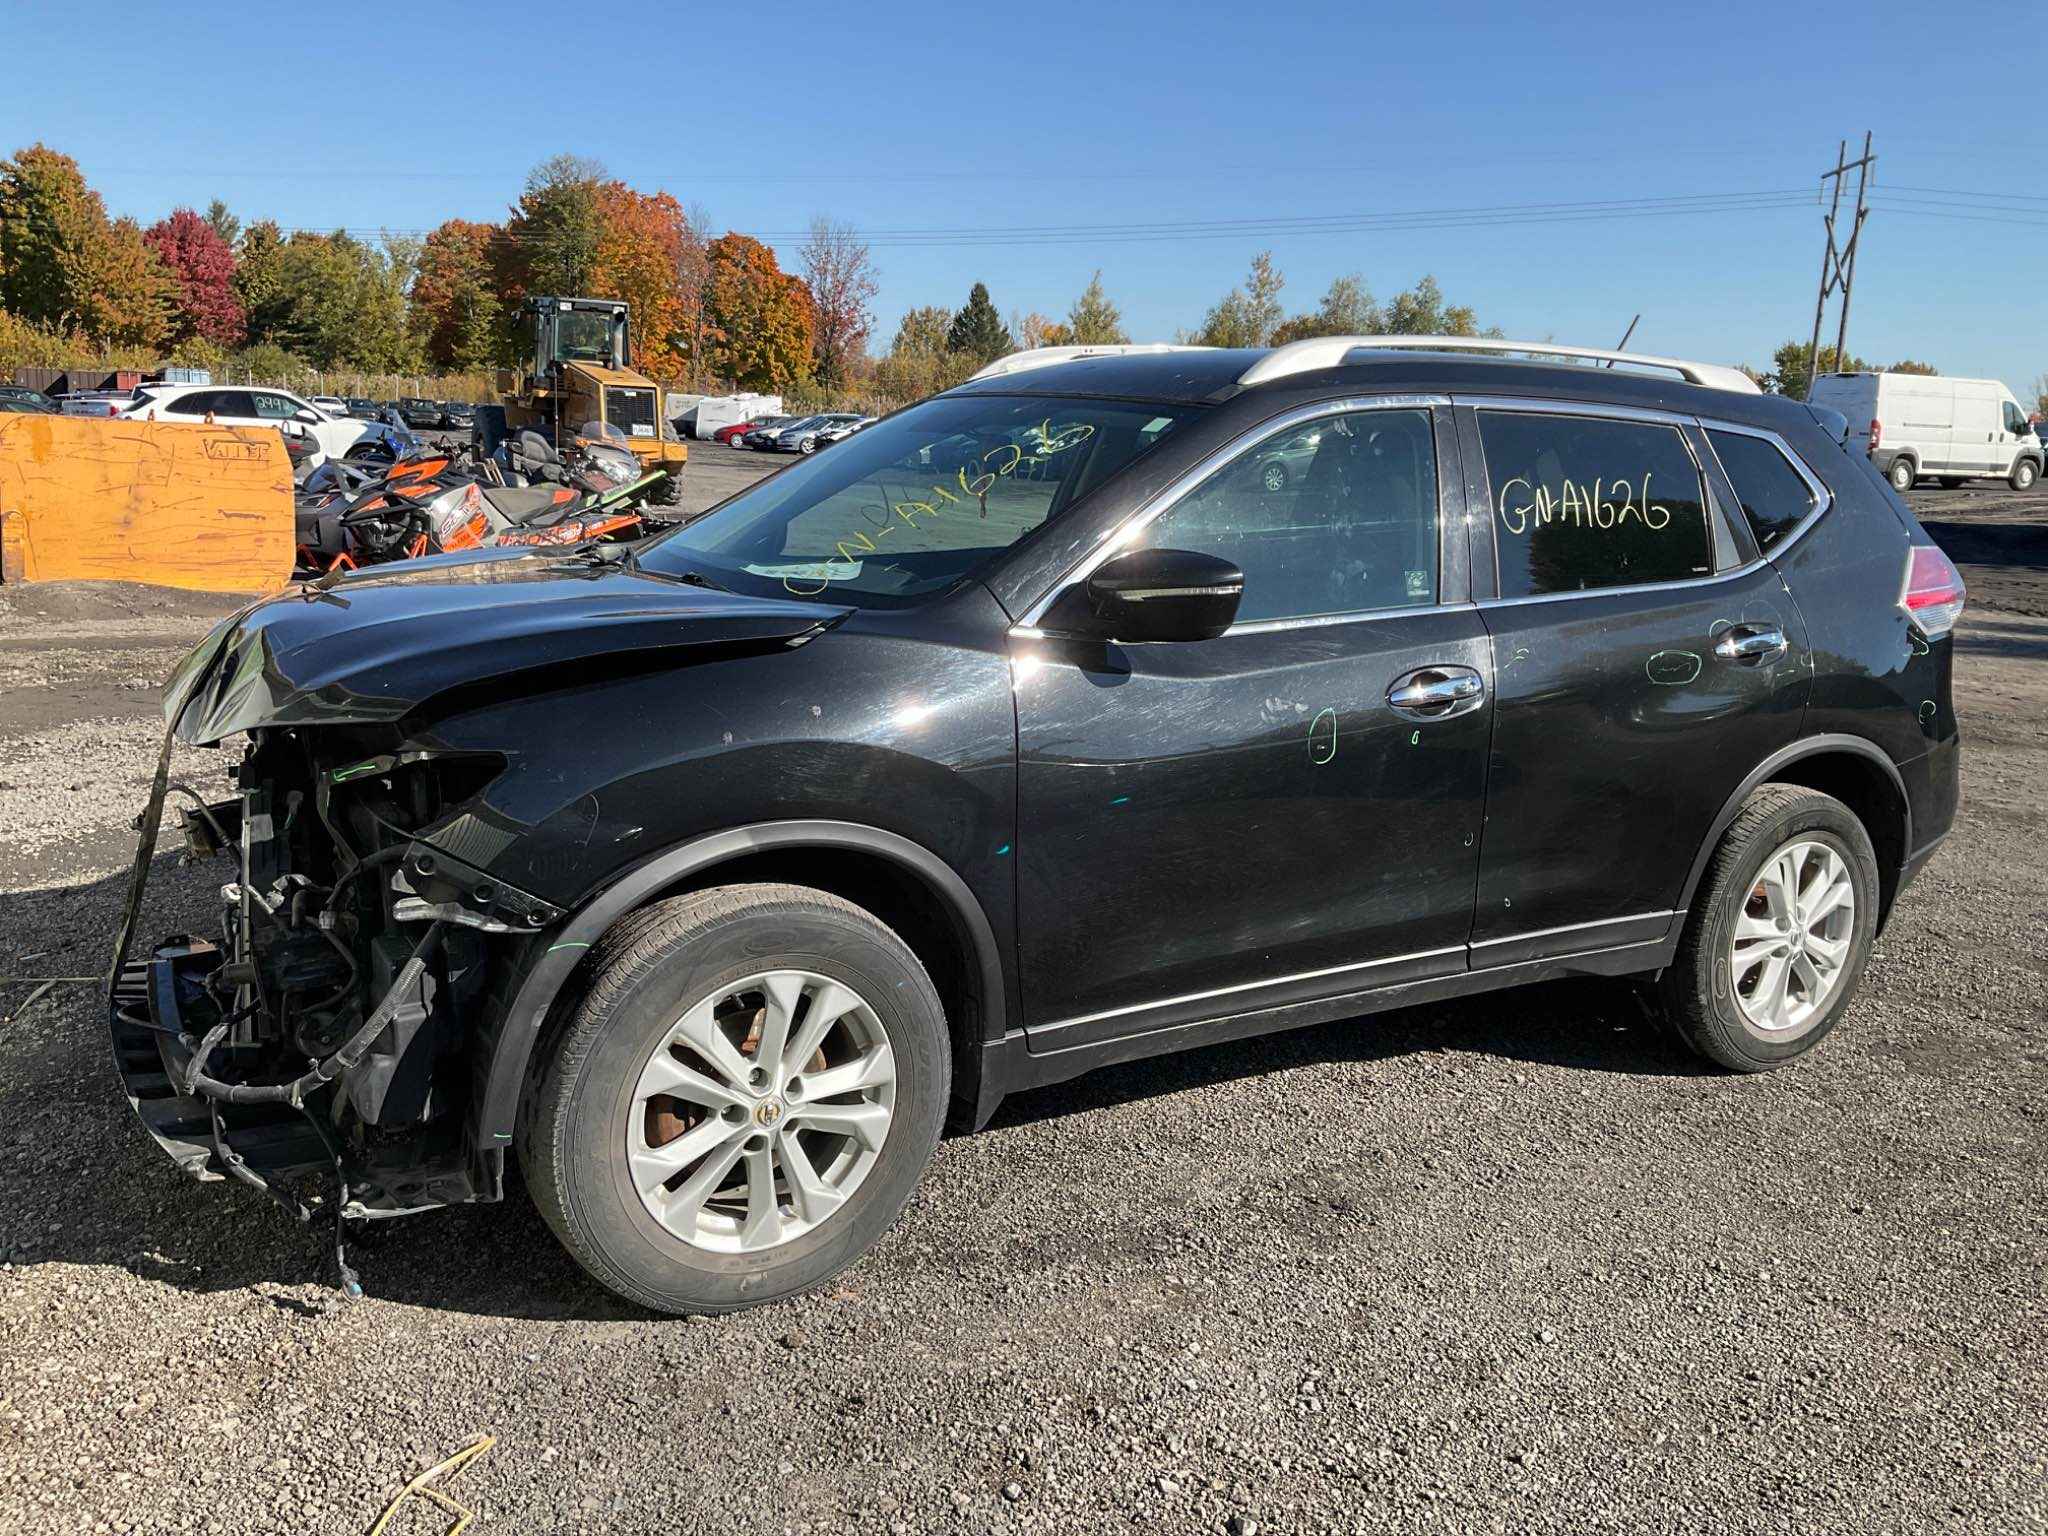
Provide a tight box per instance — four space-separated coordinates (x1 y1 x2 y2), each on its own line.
109 720 557 1295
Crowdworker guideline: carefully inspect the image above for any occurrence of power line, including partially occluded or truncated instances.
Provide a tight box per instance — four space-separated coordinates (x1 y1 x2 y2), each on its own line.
1878 183 2048 205
273 188 1820 251
1870 204 2048 229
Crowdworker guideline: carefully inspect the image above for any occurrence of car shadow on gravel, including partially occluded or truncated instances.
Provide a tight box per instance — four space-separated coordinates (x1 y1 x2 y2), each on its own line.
984 978 1712 1132
3 855 1706 1323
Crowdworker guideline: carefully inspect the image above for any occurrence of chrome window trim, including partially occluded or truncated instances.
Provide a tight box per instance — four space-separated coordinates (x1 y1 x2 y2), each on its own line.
1038 943 1467 1034
1459 394 1703 429
1458 395 1834 608
1012 600 1474 642
1219 601 1471 637
1014 393 1452 630
1696 419 1834 562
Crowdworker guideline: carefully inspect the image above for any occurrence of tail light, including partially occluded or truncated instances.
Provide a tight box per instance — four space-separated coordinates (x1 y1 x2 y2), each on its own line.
1869 418 1882 452
1901 544 1966 637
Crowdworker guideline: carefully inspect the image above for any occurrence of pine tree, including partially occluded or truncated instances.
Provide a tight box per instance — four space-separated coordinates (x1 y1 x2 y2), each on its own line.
946 282 1012 365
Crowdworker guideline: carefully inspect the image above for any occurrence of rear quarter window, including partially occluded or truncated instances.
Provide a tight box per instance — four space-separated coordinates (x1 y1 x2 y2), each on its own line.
1706 429 1817 553
1477 412 1714 598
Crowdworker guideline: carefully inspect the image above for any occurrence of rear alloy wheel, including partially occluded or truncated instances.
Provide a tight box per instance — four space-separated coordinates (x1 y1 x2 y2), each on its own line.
799 436 818 455
1888 458 1917 492
2012 458 2039 492
1725 841 1856 1036
523 884 949 1313
1657 784 1878 1072
1261 462 1289 493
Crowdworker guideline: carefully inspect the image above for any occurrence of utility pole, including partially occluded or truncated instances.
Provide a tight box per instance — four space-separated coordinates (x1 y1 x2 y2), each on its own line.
1802 132 1875 399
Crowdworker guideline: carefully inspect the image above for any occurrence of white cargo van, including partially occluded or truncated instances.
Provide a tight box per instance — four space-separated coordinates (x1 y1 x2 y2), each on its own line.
1811 372 2042 493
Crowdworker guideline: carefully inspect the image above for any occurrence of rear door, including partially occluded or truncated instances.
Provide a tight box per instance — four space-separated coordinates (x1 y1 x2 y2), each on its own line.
1456 399 1810 965
1014 401 1491 1050
213 390 264 427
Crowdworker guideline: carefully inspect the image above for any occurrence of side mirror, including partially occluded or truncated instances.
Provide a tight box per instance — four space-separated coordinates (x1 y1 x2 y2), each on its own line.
295 409 320 425
1079 548 1243 642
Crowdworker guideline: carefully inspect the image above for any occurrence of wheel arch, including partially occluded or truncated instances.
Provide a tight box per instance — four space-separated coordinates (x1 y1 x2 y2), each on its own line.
1675 735 1912 933
477 820 1007 1155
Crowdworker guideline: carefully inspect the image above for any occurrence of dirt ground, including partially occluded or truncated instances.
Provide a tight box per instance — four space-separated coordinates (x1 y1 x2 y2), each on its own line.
0 465 2043 1535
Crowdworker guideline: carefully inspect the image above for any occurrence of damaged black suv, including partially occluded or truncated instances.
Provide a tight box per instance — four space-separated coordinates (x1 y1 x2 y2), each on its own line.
112 338 1964 1313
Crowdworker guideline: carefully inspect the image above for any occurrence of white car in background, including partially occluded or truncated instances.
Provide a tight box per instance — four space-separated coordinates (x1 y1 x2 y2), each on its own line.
118 383 376 468
310 394 350 418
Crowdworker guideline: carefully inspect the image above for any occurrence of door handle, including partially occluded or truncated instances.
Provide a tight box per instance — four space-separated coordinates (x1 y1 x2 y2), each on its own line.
1388 666 1485 719
1713 624 1788 663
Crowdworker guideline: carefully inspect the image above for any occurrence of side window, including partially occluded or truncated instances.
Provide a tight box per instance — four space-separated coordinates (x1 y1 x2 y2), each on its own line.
250 392 297 420
163 390 214 417
1134 408 1439 623
2004 401 2029 436
1478 412 1712 598
1706 429 1816 552
215 391 258 418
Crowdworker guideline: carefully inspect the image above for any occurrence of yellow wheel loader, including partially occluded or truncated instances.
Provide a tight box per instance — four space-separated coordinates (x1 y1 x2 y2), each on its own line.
495 296 686 505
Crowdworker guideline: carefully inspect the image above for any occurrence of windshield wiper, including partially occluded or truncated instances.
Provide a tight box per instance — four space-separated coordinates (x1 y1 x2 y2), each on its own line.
667 567 730 591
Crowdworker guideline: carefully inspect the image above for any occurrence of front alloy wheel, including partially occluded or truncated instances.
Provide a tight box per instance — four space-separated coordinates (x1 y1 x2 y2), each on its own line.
523 883 950 1314
627 969 896 1253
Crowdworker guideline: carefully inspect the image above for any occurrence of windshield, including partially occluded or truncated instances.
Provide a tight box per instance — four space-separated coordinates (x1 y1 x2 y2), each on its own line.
638 393 1200 606
556 310 616 363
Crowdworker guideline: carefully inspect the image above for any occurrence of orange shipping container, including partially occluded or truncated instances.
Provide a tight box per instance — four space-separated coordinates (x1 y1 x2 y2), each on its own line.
0 414 294 593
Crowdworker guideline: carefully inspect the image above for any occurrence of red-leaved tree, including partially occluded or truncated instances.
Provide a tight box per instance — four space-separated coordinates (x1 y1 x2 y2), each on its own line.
143 207 244 348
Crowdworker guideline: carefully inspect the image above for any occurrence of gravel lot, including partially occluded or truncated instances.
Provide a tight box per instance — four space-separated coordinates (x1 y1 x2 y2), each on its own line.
1 466 2043 1535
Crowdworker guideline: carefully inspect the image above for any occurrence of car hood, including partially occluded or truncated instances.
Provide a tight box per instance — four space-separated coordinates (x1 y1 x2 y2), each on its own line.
165 547 847 745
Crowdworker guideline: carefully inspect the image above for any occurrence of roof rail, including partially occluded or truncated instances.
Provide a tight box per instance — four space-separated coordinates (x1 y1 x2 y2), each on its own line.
1237 336 1760 395
966 343 1214 383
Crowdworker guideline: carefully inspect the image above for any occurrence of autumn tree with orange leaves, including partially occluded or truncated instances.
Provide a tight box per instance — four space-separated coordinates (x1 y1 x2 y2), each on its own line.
410 219 502 369
589 183 700 382
0 143 173 349
702 233 814 392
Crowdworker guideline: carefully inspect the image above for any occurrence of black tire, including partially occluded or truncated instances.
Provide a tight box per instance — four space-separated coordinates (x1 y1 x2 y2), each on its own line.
649 468 683 506
2011 458 2039 492
1888 457 1917 492
1656 785 1879 1073
521 883 950 1314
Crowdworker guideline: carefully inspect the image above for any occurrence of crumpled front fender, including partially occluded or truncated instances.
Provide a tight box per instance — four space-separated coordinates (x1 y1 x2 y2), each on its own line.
164 550 844 745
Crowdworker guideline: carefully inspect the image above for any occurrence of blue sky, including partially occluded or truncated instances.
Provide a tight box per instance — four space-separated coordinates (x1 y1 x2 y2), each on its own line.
4 0 2040 397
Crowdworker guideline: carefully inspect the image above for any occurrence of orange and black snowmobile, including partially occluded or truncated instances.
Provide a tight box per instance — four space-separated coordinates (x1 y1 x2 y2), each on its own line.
294 435 667 575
